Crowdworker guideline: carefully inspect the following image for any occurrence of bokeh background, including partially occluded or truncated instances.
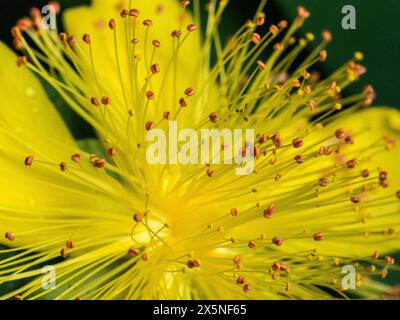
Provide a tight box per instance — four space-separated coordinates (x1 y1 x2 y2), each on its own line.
0 0 399 297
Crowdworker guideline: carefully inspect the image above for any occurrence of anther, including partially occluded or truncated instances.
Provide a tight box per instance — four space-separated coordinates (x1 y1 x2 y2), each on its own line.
345 136 354 144
278 20 288 28
248 241 257 249
59 162 68 171
379 171 388 182
350 196 361 204
94 159 106 168
335 128 346 139
60 248 68 258
230 208 238 216
152 39 161 47
66 240 74 249
145 121 154 131
322 30 332 42
236 276 246 285
82 34 91 44
142 253 149 262
297 6 310 19
143 19 153 27
150 63 160 74
257 60 266 71
108 19 116 30
128 247 140 257
272 236 283 246
146 91 155 100
233 256 242 265
163 111 171 120
171 30 182 38
187 259 200 268
5 232 15 241
16 56 28 67
243 284 252 293
263 203 276 219
372 251 380 260
206 168 215 177
313 232 324 241
209 112 219 123
24 156 34 167
269 25 279 35
184 87 195 96
319 178 329 187
292 137 304 148
90 97 100 107
346 159 357 169
385 256 395 265
120 9 128 18
319 50 327 62
187 24 197 32
179 98 187 107
101 96 111 105
49 1 61 14
294 155 304 164
107 147 116 157
71 153 81 163
396 191 400 199
129 9 140 17
133 213 142 222
361 169 369 178
181 0 190 7
251 33 261 44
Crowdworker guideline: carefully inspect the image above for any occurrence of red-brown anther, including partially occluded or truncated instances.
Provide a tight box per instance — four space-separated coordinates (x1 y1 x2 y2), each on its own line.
90 97 100 107
278 20 288 28
308 100 317 112
179 98 187 107
263 203 276 219
94 159 106 168
152 39 161 47
269 24 279 35
335 128 346 139
313 232 324 241
60 162 68 171
68 35 77 46
230 208 238 216
236 276 246 285
345 136 354 144
396 191 400 199
243 284 252 293
133 213 142 222
347 159 357 169
130 37 140 44
17 18 33 31
150 63 160 74
350 196 361 204
292 137 304 149
24 156 34 167
280 263 288 272
108 19 116 30
319 50 327 62
272 236 283 246
187 24 197 32
252 33 261 44
143 19 153 27
233 256 242 265
206 168 215 177
142 253 150 262
82 33 91 44
372 251 380 260
187 259 200 269
272 262 282 271
271 134 283 148
120 9 128 18
16 56 28 67
171 30 182 38
11 26 22 40
181 0 190 7
209 112 219 123
379 171 388 182
361 169 370 178
256 14 265 26
49 1 61 14
107 147 116 157
258 134 267 144
380 179 389 188
385 256 395 265
60 248 68 258
129 8 140 17
71 153 81 163
184 87 195 96
59 32 67 44
248 241 257 249
319 178 329 187
66 240 74 249
145 121 154 131
5 232 15 241
257 60 266 71
163 111 171 120
146 91 155 100
297 6 310 18
128 247 140 257
363 85 376 106
101 96 111 105
322 30 332 42
254 147 260 158
30 7 41 20
294 155 304 164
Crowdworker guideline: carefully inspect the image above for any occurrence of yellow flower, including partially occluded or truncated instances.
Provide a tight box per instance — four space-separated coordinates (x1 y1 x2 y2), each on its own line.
0 0 399 300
